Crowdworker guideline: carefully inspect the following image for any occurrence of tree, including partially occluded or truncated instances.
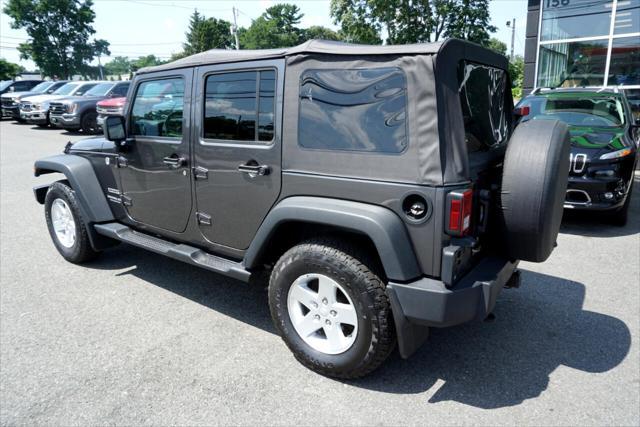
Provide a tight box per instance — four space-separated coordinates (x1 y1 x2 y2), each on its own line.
509 55 524 100
104 56 132 76
330 0 496 45
444 0 496 45
486 37 507 55
0 58 24 80
3 0 110 78
183 10 235 55
301 26 342 42
330 0 381 44
130 55 166 72
241 4 303 49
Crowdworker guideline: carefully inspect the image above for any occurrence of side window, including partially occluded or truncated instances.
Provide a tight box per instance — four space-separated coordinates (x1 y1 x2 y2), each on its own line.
111 83 130 97
203 69 275 142
74 84 96 96
298 68 408 153
130 78 184 138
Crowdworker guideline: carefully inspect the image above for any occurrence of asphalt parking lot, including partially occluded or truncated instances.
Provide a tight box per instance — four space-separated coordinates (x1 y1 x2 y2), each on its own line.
0 120 638 426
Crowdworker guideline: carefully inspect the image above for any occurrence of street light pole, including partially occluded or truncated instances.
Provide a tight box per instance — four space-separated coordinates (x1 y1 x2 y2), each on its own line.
232 7 240 50
506 18 516 61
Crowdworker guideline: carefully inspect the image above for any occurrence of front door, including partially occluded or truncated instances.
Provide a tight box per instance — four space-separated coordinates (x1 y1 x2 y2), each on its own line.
193 60 283 250
118 71 193 233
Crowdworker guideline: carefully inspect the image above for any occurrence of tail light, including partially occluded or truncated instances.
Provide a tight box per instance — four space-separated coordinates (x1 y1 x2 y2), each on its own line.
446 189 473 236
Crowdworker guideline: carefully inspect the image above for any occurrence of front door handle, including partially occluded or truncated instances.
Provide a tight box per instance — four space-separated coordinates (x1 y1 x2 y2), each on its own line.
238 162 270 177
163 154 186 169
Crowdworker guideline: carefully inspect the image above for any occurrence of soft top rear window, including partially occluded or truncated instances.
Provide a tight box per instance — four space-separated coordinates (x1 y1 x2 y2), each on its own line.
298 67 408 154
458 61 511 154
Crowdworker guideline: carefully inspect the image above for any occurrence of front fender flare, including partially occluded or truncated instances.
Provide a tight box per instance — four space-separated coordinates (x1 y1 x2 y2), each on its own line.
34 154 114 223
244 196 422 282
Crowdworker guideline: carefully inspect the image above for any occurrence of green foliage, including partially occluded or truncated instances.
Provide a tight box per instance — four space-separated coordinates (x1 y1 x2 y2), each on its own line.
183 10 235 55
240 4 304 49
330 0 496 45
509 55 524 101
486 37 507 56
104 56 132 76
0 58 24 80
3 0 110 78
130 55 166 72
301 26 342 42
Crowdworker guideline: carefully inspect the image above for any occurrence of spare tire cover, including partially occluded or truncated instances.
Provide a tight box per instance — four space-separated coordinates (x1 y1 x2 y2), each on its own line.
498 119 570 262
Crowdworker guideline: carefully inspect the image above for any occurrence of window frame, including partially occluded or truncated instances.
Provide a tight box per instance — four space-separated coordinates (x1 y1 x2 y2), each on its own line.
200 67 277 146
128 75 186 144
296 66 410 155
535 0 640 89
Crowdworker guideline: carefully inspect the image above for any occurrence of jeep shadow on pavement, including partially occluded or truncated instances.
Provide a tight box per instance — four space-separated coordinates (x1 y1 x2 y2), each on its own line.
34 39 579 378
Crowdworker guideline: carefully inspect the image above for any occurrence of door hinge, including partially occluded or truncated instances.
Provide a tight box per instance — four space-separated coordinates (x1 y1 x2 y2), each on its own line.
121 194 133 207
193 166 208 180
196 212 212 226
117 156 128 168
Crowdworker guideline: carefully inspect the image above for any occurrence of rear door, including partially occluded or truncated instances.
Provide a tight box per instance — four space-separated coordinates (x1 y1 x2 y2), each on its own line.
193 60 283 250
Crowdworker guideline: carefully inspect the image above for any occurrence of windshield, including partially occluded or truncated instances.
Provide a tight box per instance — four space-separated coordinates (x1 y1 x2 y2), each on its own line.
54 83 80 95
84 83 113 97
519 95 625 128
30 82 53 93
0 81 13 91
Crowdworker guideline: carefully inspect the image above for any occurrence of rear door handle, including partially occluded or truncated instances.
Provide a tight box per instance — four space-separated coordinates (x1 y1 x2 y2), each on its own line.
238 163 270 176
163 154 186 169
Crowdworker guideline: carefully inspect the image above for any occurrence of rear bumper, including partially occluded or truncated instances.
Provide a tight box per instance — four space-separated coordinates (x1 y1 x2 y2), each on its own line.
387 256 518 358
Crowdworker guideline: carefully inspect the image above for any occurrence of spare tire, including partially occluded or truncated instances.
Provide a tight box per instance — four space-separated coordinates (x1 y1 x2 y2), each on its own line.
498 119 570 262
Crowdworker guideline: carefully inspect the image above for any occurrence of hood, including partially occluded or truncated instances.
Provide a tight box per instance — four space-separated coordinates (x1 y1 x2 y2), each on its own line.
50 95 86 104
1 91 37 100
20 93 67 103
68 136 108 152
97 96 126 108
569 126 633 159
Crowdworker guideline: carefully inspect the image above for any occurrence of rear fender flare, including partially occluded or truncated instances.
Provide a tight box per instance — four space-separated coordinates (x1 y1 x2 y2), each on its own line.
244 196 422 282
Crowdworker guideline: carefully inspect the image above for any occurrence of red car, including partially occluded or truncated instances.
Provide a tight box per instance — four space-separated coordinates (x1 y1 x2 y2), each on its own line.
96 96 126 129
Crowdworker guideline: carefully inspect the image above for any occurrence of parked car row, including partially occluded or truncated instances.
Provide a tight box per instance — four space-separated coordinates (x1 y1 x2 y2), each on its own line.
1 80 129 134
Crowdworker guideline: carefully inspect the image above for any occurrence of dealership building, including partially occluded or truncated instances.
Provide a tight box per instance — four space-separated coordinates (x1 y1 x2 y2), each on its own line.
524 0 639 93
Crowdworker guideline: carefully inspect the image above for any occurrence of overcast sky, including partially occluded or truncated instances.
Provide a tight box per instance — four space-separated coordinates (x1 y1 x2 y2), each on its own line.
0 0 527 71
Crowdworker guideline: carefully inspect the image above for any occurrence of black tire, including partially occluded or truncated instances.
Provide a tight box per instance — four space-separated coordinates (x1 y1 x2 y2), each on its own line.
81 110 98 134
44 181 99 263
498 119 571 262
269 238 395 379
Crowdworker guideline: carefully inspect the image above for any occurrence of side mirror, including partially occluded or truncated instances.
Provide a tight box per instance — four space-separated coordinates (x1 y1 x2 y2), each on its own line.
9 87 15 92
104 115 127 144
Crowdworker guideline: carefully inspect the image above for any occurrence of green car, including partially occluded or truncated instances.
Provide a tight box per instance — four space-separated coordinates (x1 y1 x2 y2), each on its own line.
516 88 639 225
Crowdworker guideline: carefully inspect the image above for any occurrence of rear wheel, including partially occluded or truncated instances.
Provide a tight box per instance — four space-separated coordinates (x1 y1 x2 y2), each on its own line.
269 238 395 378
81 110 98 134
44 182 99 263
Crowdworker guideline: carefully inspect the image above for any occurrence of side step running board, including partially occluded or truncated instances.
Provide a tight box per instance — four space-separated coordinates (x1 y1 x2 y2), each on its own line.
94 223 251 282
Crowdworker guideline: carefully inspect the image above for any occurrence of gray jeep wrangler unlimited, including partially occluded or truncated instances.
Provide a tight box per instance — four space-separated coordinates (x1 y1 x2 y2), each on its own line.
34 39 570 378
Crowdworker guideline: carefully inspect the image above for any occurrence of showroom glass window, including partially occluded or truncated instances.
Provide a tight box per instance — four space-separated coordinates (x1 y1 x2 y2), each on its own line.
537 0 640 88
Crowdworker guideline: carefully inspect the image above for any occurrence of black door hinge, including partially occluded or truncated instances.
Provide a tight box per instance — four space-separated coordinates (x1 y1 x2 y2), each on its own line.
121 194 133 207
193 166 208 180
196 212 212 225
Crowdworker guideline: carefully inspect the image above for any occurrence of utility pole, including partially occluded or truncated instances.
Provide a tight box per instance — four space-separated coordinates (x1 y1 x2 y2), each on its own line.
506 18 516 61
232 7 240 50
98 54 104 80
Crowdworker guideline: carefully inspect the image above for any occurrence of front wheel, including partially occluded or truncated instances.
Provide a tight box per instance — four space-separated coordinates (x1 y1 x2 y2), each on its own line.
81 110 98 134
44 182 99 263
269 238 395 378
